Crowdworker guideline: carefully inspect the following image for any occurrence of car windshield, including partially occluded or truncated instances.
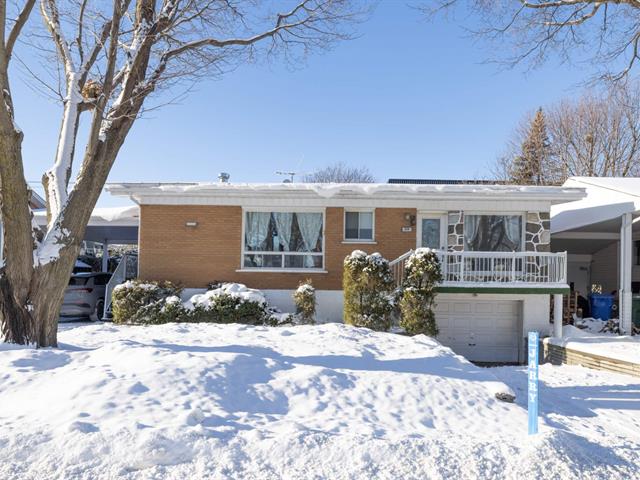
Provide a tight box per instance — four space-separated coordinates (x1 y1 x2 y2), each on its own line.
68 277 89 286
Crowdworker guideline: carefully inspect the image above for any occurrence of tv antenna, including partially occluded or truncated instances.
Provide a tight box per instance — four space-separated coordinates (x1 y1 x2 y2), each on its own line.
275 170 309 183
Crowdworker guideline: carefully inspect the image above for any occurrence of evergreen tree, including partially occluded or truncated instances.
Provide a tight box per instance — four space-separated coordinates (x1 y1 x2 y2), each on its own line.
509 108 553 185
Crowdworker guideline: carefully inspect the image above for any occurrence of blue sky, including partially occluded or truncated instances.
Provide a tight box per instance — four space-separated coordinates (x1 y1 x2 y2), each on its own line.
13 2 594 208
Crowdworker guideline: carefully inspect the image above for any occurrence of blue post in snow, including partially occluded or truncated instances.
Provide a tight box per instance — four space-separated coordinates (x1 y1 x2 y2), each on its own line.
527 331 539 435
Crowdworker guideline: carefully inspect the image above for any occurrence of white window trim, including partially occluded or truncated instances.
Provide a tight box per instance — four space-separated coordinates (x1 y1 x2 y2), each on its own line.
240 208 326 272
416 212 447 250
343 208 375 243
461 212 526 252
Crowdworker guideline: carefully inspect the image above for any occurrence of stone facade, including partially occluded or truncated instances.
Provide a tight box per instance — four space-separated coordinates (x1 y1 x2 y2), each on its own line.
525 212 551 253
447 211 464 252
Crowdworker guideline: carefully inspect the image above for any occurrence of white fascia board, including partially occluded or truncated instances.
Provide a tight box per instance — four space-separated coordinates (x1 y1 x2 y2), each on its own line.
107 183 585 209
131 195 557 213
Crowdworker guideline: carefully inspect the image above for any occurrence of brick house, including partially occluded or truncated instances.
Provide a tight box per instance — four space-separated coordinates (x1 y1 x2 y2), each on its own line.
108 180 585 363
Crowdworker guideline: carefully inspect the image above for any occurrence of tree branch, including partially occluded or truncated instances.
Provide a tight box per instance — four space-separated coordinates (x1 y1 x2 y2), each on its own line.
6 0 36 60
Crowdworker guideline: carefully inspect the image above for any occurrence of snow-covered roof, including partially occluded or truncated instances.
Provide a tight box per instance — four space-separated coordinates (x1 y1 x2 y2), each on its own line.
551 177 640 233
34 206 139 227
107 182 585 207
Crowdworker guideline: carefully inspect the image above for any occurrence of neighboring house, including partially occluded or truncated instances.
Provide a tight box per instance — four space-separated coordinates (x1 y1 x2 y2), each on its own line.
0 190 46 260
551 177 640 333
32 205 140 272
108 180 585 363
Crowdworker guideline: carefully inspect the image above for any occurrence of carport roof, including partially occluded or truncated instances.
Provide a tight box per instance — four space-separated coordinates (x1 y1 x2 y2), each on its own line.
34 206 139 244
551 177 640 234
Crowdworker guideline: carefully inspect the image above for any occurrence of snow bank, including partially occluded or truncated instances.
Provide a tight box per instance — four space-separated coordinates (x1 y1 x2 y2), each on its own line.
547 325 640 365
5 322 627 479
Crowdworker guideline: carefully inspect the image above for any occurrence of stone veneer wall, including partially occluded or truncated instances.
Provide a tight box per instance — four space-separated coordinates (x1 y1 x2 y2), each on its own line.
447 211 464 252
525 212 551 253
446 211 551 253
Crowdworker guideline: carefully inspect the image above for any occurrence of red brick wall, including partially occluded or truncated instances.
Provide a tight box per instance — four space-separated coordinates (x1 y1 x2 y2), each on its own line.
139 205 417 290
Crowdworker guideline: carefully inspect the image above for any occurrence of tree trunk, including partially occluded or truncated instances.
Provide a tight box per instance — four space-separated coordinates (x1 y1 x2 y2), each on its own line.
1 243 81 347
31 246 82 347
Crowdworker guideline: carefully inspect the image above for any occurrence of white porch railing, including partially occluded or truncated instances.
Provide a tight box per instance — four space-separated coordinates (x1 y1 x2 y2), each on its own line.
389 250 567 288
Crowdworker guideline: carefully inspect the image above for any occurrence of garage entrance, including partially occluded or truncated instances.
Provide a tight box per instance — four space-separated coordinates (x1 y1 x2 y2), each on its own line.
435 299 522 363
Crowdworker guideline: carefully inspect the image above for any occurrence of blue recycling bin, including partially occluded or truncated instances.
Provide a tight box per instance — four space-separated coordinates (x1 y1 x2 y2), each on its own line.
590 294 614 321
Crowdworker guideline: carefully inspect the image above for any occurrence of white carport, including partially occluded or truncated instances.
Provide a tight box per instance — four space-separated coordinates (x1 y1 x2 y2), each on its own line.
33 206 139 272
551 177 640 334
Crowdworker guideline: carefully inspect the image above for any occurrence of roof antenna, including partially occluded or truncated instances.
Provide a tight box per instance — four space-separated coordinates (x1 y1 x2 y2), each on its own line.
275 170 308 183
275 154 309 183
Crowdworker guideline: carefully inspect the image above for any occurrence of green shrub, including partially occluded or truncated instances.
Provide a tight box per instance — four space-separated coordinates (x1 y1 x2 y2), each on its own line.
183 284 271 325
112 280 182 324
398 248 442 336
186 293 268 325
293 280 316 325
343 250 394 331
265 311 295 327
113 281 294 326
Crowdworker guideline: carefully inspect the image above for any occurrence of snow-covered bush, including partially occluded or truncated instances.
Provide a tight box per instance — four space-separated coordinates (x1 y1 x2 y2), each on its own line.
293 280 316 325
112 280 182 324
184 283 271 325
398 248 442 336
135 295 189 325
343 250 394 331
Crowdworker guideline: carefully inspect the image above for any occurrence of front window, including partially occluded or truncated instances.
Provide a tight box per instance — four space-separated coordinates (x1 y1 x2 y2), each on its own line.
464 215 523 252
344 211 374 241
243 211 323 269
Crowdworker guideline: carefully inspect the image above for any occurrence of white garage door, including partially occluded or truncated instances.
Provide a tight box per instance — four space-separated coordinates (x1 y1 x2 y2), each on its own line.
435 299 521 363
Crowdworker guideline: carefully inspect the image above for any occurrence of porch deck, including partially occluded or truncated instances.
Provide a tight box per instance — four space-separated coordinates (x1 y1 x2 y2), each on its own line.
390 250 568 292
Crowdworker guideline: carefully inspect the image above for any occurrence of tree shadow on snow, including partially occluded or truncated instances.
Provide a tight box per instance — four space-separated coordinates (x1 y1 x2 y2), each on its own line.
201 353 292 416
11 350 72 371
149 341 498 384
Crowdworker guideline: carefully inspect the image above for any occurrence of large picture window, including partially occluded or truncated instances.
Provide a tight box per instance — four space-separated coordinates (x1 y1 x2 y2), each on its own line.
464 215 523 252
243 211 324 270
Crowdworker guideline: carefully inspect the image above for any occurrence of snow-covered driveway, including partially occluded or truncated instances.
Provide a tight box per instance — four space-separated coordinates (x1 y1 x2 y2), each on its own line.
493 364 640 468
0 322 638 479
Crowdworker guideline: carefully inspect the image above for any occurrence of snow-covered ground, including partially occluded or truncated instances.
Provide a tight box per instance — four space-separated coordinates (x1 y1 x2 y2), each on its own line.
1 322 639 479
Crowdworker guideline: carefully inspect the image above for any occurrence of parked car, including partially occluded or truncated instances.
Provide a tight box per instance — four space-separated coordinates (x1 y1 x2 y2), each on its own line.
60 273 112 321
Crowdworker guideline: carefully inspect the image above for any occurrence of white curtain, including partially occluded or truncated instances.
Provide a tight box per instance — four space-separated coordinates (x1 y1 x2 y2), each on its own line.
297 213 323 267
504 216 522 251
464 215 481 250
245 212 271 250
273 212 294 251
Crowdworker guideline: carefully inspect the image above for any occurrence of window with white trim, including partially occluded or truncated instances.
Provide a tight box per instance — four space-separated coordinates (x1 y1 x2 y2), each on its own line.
243 211 324 269
344 210 374 241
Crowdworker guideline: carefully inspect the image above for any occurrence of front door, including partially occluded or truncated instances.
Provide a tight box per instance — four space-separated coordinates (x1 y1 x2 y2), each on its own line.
418 214 445 250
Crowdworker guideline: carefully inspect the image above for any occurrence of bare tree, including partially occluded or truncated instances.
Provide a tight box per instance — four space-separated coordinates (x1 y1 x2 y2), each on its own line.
303 162 375 183
495 83 640 183
549 83 640 178
0 0 367 347
426 1 640 81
